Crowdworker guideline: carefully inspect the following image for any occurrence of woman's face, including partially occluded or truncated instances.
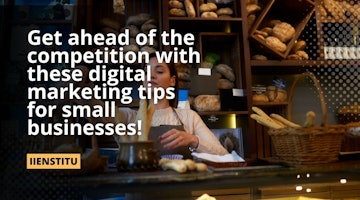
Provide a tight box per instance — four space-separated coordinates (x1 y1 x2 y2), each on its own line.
144 57 176 90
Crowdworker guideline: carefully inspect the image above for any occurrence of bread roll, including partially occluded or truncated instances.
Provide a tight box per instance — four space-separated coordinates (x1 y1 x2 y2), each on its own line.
272 22 295 43
291 40 306 53
199 3 217 12
184 0 196 17
201 11 218 18
169 8 187 16
265 36 287 53
217 7 233 16
169 0 184 9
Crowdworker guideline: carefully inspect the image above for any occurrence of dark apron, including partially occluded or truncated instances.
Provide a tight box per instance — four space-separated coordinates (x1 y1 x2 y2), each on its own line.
148 108 192 159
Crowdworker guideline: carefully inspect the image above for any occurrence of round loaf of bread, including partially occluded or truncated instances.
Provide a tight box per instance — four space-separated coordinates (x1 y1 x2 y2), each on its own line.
201 11 218 18
218 78 234 89
169 0 184 9
215 64 235 82
199 3 217 13
272 22 295 43
193 95 221 112
217 7 234 16
169 8 186 17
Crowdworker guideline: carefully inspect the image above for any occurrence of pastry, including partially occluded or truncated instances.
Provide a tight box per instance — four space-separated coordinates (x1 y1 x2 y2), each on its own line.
216 8 233 16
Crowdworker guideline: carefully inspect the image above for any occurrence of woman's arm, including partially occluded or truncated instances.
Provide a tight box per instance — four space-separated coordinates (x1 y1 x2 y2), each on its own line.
180 109 229 155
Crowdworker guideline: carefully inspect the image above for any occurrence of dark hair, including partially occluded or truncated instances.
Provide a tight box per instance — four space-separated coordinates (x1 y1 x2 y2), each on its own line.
146 53 178 108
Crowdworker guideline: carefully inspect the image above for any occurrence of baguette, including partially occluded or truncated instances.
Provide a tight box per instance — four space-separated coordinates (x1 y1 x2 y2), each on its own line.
250 113 284 129
159 159 188 173
252 106 280 126
270 113 301 128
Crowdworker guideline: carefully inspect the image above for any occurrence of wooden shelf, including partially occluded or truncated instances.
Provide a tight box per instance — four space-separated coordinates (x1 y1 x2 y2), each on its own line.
252 102 288 107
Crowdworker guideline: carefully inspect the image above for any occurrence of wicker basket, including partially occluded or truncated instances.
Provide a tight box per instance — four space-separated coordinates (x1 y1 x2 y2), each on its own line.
268 72 347 166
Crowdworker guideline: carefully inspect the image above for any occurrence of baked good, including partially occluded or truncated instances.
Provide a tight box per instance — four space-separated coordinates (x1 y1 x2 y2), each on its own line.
265 36 287 53
184 0 196 17
323 0 344 18
252 94 269 102
218 78 234 89
199 3 217 12
216 8 233 16
291 40 306 53
193 95 221 112
287 54 302 60
169 8 186 17
126 13 151 26
215 64 235 81
246 4 261 16
296 50 309 60
169 0 184 9
267 19 282 28
254 29 268 38
272 22 295 43
252 54 267 60
260 27 273 35
201 11 218 18
247 14 256 29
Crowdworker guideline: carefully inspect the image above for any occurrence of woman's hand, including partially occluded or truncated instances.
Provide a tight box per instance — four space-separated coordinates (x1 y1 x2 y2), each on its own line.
159 129 199 150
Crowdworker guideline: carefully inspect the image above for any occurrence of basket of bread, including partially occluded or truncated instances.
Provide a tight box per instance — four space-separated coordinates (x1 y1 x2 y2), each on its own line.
251 72 347 166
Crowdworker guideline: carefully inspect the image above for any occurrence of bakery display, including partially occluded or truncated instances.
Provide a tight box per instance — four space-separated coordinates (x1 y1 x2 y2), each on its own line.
249 0 315 59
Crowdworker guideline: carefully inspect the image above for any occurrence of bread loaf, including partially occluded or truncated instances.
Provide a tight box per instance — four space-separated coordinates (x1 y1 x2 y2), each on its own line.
199 3 217 12
184 0 196 17
169 0 184 9
272 22 295 43
169 8 187 16
201 11 218 18
265 36 287 53
215 64 235 82
193 95 221 112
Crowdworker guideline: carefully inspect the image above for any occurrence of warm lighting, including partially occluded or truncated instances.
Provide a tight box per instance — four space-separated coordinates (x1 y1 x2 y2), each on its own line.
296 186 303 191
306 173 310 178
306 188 312 193
297 174 301 179
340 178 347 184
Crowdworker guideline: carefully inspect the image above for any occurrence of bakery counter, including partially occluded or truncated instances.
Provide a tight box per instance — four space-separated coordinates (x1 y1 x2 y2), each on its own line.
74 159 360 198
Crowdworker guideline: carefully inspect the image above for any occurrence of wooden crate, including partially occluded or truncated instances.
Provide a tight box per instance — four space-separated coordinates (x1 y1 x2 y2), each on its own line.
249 0 315 59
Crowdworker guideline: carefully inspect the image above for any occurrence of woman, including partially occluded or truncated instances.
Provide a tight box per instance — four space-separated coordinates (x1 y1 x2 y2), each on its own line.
114 54 229 158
